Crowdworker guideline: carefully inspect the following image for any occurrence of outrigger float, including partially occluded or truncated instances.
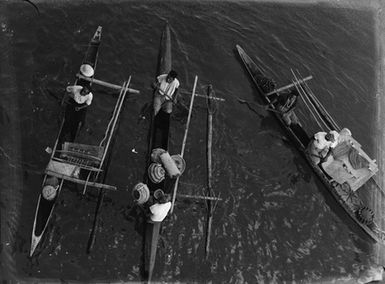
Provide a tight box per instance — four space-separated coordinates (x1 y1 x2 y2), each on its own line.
236 44 385 245
30 26 139 257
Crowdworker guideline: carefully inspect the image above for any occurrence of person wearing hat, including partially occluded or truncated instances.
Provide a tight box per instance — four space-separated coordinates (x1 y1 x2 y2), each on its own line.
153 70 180 116
308 130 339 165
65 64 94 111
148 193 172 223
266 89 300 126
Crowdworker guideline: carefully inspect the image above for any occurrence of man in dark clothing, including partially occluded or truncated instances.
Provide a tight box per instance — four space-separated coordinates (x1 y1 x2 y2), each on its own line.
267 89 300 126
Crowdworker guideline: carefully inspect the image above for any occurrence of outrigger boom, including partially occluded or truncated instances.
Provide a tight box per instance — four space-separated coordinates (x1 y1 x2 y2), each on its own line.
76 73 140 94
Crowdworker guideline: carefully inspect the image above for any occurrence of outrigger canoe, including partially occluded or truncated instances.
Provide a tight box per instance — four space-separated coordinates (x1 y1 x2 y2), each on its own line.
30 27 103 257
143 23 176 282
30 27 133 257
236 44 385 245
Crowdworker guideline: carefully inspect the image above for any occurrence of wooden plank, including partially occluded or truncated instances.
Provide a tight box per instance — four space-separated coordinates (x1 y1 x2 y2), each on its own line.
45 170 117 191
51 157 102 172
56 150 103 161
76 73 140 94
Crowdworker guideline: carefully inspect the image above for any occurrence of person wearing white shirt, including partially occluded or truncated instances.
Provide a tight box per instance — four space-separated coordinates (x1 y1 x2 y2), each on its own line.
66 85 93 111
153 70 180 116
308 130 339 164
148 194 172 222
62 85 93 142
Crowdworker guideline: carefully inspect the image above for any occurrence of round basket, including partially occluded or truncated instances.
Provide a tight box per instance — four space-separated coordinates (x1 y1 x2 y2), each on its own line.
132 183 150 205
356 206 374 226
148 163 165 184
171 154 186 175
154 189 165 201
42 185 57 201
151 148 166 163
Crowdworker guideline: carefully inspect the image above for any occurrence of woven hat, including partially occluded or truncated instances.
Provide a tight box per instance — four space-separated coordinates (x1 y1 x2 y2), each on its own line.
42 185 57 201
148 163 165 184
80 64 94 77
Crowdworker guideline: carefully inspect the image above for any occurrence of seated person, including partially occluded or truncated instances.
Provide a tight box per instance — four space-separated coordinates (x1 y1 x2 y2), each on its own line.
66 85 93 111
308 131 338 165
148 193 172 223
336 128 352 144
267 89 300 126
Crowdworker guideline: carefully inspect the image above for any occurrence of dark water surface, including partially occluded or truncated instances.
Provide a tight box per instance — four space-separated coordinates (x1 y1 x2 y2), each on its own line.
1 1 385 283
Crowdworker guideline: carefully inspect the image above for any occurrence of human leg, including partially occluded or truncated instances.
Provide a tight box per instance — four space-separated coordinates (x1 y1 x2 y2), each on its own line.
153 94 163 116
162 100 173 114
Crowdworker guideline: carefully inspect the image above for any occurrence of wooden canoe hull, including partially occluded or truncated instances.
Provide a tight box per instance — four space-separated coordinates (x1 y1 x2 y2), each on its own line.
143 23 172 282
236 44 385 245
30 26 103 257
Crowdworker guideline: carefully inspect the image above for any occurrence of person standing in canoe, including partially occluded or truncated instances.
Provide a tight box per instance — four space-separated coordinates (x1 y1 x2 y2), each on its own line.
153 70 180 116
60 63 95 143
267 89 300 126
64 84 93 141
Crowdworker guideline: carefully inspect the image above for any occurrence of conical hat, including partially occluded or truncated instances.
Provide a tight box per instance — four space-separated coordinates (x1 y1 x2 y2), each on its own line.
80 64 94 77
148 163 165 184
151 148 166 163
42 185 57 201
171 154 186 174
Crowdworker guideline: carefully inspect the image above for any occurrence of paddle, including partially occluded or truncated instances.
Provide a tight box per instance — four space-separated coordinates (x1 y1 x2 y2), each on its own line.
265 75 313 97
237 97 281 114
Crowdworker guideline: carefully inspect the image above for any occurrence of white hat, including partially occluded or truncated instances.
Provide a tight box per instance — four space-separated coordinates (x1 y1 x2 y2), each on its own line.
80 64 94 77
42 185 57 201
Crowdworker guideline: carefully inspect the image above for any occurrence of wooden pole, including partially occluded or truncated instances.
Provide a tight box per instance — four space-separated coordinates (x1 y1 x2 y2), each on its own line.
170 75 198 213
86 77 130 254
180 91 225 101
205 85 214 260
177 193 222 201
265 75 313 96
76 73 140 94
45 170 117 191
